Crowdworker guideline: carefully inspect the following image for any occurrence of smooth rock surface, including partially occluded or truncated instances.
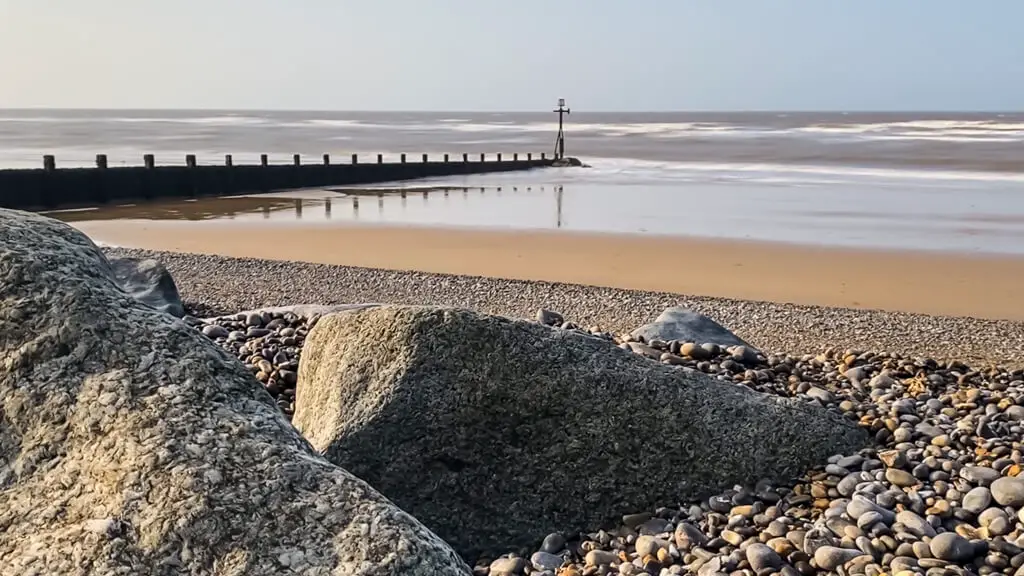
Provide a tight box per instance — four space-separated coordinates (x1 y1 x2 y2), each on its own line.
629 306 754 349
108 255 186 318
294 305 866 558
0 210 469 575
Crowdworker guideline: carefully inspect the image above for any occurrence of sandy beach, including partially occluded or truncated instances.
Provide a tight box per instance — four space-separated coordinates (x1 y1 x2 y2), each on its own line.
75 219 1024 321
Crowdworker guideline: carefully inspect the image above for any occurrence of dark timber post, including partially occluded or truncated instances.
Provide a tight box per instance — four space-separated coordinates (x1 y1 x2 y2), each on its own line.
260 154 269 167
422 154 428 163
480 153 485 162
377 154 383 164
401 154 406 163
293 154 301 166
352 154 359 164
225 154 233 167
528 153 532 161
96 155 108 169
463 153 468 162
43 155 56 171
444 154 449 163
497 153 502 162
323 154 331 165
553 98 570 160
144 154 155 169
185 155 197 168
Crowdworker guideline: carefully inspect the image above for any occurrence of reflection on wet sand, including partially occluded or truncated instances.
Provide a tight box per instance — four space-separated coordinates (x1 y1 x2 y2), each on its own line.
43 185 567 228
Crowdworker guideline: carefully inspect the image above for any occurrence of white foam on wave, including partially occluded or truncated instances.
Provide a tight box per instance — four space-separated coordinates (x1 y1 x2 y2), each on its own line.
582 156 1024 186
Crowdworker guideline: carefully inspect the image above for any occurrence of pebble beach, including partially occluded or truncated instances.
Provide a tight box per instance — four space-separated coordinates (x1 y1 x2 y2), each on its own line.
94 247 1024 576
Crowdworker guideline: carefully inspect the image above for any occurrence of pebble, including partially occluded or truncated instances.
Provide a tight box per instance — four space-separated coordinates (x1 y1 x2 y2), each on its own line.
930 533 975 562
530 551 563 571
490 557 527 575
813 546 867 571
541 533 566 554
962 486 993 515
992 477 1024 507
746 543 783 572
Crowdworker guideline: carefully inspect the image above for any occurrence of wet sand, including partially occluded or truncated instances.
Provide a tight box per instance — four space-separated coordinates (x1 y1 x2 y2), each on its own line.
73 220 1024 321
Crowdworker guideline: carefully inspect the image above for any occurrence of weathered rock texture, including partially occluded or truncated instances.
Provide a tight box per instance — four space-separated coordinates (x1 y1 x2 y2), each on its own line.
294 306 868 558
631 306 753 348
108 256 186 318
0 209 469 576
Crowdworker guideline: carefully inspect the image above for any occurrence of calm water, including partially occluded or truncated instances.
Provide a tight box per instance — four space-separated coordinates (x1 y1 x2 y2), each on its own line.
9 109 1024 254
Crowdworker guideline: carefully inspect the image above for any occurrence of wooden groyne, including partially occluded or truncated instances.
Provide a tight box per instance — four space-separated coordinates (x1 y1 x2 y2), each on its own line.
0 152 553 211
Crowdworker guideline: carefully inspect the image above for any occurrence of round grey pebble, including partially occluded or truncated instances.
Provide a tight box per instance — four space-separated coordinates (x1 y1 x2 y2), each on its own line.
530 551 563 571
930 532 975 562
746 543 783 572
540 532 566 554
963 487 993 515
814 546 867 571
992 477 1024 507
201 324 229 338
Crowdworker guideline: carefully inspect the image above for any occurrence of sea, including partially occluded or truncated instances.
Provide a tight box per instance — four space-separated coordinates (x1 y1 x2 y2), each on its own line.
4 109 1024 255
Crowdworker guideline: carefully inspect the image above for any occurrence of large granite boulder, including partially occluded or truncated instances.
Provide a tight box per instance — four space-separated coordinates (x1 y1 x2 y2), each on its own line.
0 209 469 576
293 306 868 558
108 255 186 318
631 306 752 348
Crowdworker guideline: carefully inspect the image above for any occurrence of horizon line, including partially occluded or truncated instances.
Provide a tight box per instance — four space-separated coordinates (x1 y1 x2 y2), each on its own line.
1 106 1022 115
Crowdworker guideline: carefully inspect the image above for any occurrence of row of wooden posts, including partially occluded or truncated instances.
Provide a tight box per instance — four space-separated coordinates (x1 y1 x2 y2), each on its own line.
38 152 549 171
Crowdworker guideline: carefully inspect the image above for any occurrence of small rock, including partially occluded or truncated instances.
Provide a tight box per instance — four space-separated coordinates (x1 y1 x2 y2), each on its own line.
530 551 563 572
674 522 707 550
635 535 669 557
201 324 229 338
541 533 566 554
962 487 993 515
896 510 936 538
886 468 918 488
536 309 564 326
814 546 867 571
992 477 1024 507
746 543 783 572
585 550 619 567
929 533 975 562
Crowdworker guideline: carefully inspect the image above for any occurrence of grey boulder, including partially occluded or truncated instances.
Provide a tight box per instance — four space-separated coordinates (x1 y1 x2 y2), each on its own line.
293 305 867 558
108 255 186 318
0 209 469 576
630 306 753 348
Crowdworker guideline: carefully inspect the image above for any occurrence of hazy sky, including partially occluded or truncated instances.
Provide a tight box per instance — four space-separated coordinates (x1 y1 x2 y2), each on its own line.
1 0 1021 111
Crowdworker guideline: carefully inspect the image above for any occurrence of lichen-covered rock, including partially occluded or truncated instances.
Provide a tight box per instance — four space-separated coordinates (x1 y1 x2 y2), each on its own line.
0 209 469 576
294 306 868 558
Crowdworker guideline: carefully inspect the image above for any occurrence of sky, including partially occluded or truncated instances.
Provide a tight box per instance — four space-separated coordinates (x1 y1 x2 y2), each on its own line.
0 0 1021 112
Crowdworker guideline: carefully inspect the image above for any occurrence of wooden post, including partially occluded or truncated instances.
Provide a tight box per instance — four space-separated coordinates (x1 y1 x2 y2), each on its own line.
377 154 383 164
323 154 331 165
260 154 269 167
422 154 428 163
463 153 468 162
293 154 301 166
480 153 485 162
541 153 546 160
528 153 532 161
400 154 406 163
444 154 449 163
144 154 155 169
43 155 56 171
96 154 108 169
185 154 197 168
225 154 233 167
352 154 359 164
513 153 518 161
497 153 502 162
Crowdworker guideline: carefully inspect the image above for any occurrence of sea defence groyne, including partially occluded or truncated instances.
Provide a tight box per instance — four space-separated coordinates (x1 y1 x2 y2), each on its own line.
0 152 554 211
